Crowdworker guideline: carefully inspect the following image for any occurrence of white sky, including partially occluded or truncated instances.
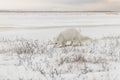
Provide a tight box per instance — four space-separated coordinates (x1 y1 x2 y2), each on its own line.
0 0 119 11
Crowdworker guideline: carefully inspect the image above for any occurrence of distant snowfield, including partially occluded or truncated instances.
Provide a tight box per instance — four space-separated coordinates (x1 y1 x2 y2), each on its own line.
0 12 120 27
0 12 120 39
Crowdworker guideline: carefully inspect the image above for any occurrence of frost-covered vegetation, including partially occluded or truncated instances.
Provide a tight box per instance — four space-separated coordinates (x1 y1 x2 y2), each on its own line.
0 35 120 80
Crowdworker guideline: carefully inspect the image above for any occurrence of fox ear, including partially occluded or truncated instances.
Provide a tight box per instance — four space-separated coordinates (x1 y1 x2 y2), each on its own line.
79 29 81 32
53 37 57 41
76 28 81 32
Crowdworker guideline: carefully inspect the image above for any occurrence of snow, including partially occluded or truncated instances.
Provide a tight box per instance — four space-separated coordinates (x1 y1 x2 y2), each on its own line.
0 27 120 80
0 12 120 27
0 12 120 80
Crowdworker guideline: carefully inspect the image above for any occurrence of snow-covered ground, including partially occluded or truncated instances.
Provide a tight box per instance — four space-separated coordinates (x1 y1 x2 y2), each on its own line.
0 12 120 27
0 27 120 80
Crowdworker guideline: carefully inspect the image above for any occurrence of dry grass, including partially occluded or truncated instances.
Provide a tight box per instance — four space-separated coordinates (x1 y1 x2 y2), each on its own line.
58 53 86 65
0 36 120 80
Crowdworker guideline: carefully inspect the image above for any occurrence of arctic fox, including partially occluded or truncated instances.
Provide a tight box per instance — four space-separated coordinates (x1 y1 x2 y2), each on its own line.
54 29 81 47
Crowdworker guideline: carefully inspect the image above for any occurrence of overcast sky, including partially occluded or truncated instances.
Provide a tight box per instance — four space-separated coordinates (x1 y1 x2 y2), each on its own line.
0 0 119 11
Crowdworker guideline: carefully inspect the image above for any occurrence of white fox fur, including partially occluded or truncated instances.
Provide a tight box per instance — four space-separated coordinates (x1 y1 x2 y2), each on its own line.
54 29 82 47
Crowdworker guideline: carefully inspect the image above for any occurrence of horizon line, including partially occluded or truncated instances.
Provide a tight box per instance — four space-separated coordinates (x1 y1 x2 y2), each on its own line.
0 24 120 29
0 10 119 13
